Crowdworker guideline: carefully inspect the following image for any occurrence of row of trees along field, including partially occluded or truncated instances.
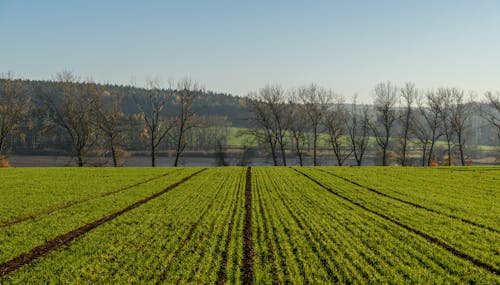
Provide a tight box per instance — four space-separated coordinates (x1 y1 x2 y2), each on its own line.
0 71 499 166
245 82 499 166
0 71 235 167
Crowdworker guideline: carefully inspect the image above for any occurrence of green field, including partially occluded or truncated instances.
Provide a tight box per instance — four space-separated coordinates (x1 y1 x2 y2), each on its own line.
0 167 499 284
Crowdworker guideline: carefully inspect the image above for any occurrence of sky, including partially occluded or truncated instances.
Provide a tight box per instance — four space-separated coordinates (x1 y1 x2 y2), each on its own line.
1 0 500 102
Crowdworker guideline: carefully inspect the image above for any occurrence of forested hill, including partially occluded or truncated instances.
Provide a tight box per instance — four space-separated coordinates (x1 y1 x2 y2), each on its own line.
3 79 252 128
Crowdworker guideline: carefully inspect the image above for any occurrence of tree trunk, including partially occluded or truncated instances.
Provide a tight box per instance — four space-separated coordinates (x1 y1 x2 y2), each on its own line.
174 123 185 167
294 137 303 166
77 151 83 167
313 128 318 166
151 137 156 167
111 146 117 167
458 134 465 166
280 143 287 166
427 139 436 166
421 146 427 167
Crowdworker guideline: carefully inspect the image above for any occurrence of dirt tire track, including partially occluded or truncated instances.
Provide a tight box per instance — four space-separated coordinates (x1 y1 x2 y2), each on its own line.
315 168 500 233
242 167 254 285
294 168 500 276
0 169 181 228
0 168 206 278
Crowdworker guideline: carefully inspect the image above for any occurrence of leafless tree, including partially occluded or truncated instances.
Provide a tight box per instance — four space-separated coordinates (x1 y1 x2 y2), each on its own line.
436 88 455 166
398 82 417 166
450 91 471 166
0 72 28 157
411 106 432 166
172 78 203 167
325 94 352 166
345 96 370 166
483 91 500 140
299 84 331 166
42 71 97 166
246 85 290 166
370 82 398 166
414 91 443 166
92 90 127 167
245 93 278 166
134 79 173 167
288 93 308 166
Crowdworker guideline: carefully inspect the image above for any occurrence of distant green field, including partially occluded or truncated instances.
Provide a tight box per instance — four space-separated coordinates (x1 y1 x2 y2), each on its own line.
0 166 499 283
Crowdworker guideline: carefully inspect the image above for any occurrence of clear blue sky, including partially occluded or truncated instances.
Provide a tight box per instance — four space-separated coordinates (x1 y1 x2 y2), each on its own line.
1 0 499 102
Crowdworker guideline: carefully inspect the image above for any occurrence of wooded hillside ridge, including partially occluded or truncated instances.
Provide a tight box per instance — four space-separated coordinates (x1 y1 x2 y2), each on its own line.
0 72 499 167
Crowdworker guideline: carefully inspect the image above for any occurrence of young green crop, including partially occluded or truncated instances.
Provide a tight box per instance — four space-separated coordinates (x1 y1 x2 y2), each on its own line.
2 167 246 284
297 167 500 270
0 168 201 264
0 166 498 284
0 167 178 225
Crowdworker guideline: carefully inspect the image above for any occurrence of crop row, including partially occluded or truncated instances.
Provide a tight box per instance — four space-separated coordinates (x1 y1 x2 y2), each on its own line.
2 167 246 284
296 167 500 271
0 168 201 264
316 166 499 230
0 167 180 226
252 167 498 284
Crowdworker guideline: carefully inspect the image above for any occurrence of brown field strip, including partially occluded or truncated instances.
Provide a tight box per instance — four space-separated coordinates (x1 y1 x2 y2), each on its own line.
242 167 254 285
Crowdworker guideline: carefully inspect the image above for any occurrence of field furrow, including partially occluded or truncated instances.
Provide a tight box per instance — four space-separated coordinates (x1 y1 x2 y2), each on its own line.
255 167 499 283
296 167 500 271
315 166 500 230
1 167 246 284
0 168 202 264
0 166 498 284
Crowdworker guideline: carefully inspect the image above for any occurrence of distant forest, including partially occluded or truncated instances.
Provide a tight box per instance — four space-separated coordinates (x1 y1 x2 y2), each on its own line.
0 72 499 167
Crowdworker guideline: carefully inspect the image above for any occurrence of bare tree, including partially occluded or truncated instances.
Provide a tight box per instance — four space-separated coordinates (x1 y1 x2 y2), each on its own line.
414 91 443 166
398 82 417 166
325 94 352 166
483 91 500 140
263 85 290 166
288 93 308 166
370 82 398 166
450 91 471 166
411 105 432 166
0 72 28 157
246 85 290 166
436 88 455 166
92 90 127 167
345 96 370 166
42 71 97 166
172 78 203 167
245 93 279 166
299 84 331 166
134 79 173 167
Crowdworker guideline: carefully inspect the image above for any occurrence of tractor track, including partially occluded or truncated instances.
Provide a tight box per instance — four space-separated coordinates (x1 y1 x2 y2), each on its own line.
293 168 500 276
0 169 181 228
0 168 206 278
242 167 254 285
315 168 500 234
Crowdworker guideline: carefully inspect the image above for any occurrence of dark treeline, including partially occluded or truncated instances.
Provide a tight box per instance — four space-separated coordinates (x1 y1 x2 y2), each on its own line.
0 72 245 166
0 72 499 167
